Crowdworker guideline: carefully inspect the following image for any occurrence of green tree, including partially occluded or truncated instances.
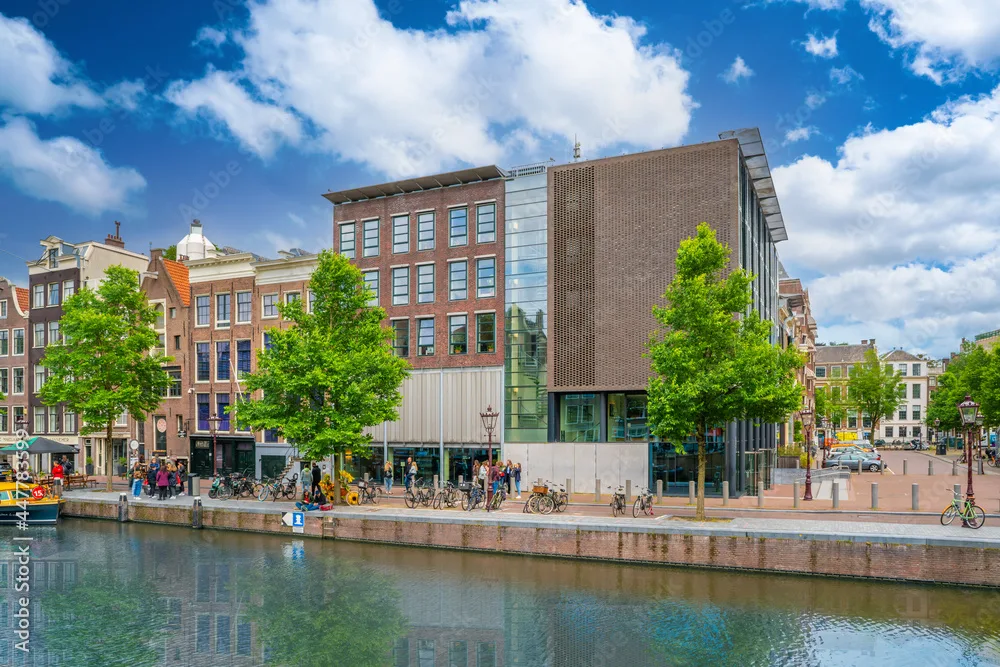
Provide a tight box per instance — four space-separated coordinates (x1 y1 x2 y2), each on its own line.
846 349 902 445
38 265 172 491
928 342 997 431
163 245 177 261
234 251 409 493
646 223 803 519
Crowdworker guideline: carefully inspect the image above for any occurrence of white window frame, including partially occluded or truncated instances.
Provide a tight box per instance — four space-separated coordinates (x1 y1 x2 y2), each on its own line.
12 328 23 356
12 368 24 395
0 368 7 395
235 291 252 323
195 295 211 327
48 407 60 434
62 280 75 300
216 340 231 383
235 339 252 379
0 299 6 319
196 342 211 384
0 329 7 357
262 293 279 319
32 285 44 309
33 364 46 391
47 282 59 307
215 292 231 329
32 323 44 348
47 321 59 346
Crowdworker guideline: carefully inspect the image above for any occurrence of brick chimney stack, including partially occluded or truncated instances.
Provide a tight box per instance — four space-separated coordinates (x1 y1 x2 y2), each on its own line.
150 248 163 263
105 220 126 249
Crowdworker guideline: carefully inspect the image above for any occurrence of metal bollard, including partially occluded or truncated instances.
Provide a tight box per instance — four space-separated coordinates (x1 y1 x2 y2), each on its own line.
832 483 840 509
688 481 695 505
954 484 961 498
903 459 908 476
758 488 764 508
595 479 601 503
793 481 800 508
566 478 573 499
656 479 663 503
952 460 957 476
433 474 439 491
722 481 729 506
458 475 464 485
911 484 919 511
871 483 878 510
625 480 632 502
929 461 934 476
980 458 985 475
192 497 203 529
364 472 370 482
117 492 128 522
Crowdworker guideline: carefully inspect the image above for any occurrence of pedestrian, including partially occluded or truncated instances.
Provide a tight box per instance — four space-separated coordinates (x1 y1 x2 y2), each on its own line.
131 462 143 498
490 460 501 497
383 461 393 494
155 466 169 501
310 462 321 498
176 460 186 496
405 457 414 491
472 460 480 487
409 459 418 489
478 458 488 492
166 464 176 499
514 462 522 499
505 459 513 495
51 459 64 482
145 463 157 497
63 456 73 476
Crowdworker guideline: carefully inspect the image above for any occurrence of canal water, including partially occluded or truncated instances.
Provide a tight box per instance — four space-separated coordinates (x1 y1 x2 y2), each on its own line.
1 519 999 666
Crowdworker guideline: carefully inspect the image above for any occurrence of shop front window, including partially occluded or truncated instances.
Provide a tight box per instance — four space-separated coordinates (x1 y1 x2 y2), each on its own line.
650 433 726 495
607 394 649 441
558 394 599 442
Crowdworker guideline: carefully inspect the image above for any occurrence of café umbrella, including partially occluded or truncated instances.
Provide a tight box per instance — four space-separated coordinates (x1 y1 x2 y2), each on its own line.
0 437 79 455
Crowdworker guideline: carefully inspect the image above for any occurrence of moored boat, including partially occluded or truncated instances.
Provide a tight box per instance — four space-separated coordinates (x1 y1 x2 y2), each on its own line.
0 482 62 526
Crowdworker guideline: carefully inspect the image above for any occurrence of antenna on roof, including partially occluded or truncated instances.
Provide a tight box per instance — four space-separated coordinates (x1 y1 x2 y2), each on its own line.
572 135 581 161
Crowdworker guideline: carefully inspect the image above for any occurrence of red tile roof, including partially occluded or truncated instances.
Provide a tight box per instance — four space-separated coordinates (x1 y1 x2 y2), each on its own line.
14 287 29 313
161 258 190 306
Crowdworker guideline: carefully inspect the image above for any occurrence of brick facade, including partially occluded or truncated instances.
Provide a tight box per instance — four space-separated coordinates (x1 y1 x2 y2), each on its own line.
331 178 505 371
0 277 29 441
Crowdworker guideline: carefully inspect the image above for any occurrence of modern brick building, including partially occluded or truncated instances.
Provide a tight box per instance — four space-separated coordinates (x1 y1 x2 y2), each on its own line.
324 166 506 483
0 277 29 444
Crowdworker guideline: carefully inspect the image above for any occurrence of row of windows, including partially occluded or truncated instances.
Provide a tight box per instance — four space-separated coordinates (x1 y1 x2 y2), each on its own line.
195 340 255 383
361 259 496 307
0 406 25 433
816 362 924 378
0 368 24 395
20 406 78 434
391 313 496 357
339 202 497 259
195 291 310 328
884 426 922 438
195 392 248 432
30 280 75 309
888 405 922 421
29 321 60 348
0 328 24 355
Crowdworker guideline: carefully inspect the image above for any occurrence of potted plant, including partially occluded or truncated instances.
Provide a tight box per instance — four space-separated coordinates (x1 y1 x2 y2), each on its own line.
85 457 94 475
117 457 127 476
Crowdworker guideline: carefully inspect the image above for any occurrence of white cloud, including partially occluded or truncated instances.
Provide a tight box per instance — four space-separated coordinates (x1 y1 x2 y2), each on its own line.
829 65 863 85
721 55 754 83
165 68 303 158
104 79 147 111
765 0 847 8
166 0 695 177
784 126 817 143
802 32 838 58
805 91 827 109
0 117 146 216
193 26 227 50
0 12 103 115
773 84 1000 356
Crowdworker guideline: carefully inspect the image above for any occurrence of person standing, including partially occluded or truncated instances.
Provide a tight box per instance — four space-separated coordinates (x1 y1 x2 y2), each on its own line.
176 460 186 496
63 456 74 476
505 460 513 495
155 466 169 501
131 462 143 498
166 464 176 499
383 461 393 494
408 459 418 490
478 459 488 493
51 459 64 481
404 457 414 492
490 460 501 497
310 462 321 499
514 462 522 499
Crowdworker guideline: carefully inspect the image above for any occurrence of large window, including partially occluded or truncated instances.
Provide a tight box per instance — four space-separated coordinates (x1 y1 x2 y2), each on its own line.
417 317 435 356
559 394 599 442
12 369 23 394
607 394 648 441
236 340 251 378
0 408 7 433
262 294 279 318
898 406 907 420
217 394 230 431
476 258 496 298
196 295 210 326
362 271 379 306
49 408 60 433
912 383 921 399
216 293 231 327
13 329 23 355
0 331 7 356
815 366 826 378
885 426 893 438
167 369 182 397
417 264 435 304
392 320 409 357
217 342 230 381
32 285 43 309
32 323 44 348
63 280 74 300
339 222 356 258
830 366 842 378
0 299 6 319
912 405 921 421
417 212 435 250
449 261 467 300
33 365 45 391
362 219 379 257
64 409 76 433
34 408 45 434
898 364 907 376
476 202 496 243
449 207 468 246
476 313 495 353
392 267 409 306
47 321 59 345
392 215 409 253
0 370 6 396
236 291 252 323
196 343 210 382
449 315 467 354
47 283 59 307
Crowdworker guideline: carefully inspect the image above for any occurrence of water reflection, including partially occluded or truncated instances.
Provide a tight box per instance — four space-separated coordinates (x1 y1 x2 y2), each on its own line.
0 520 997 666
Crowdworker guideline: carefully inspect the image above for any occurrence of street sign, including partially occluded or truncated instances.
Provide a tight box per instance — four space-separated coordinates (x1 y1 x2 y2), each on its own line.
281 511 305 533
129 439 140 451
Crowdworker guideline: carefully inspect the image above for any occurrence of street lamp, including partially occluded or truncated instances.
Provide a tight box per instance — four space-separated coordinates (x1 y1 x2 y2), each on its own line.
957 396 979 520
801 408 814 501
480 405 499 507
976 413 985 475
205 413 224 475
821 417 830 465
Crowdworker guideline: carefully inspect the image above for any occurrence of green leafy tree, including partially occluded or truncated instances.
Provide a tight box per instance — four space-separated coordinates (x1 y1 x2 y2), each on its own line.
38 265 172 491
234 250 409 495
647 223 803 519
846 349 902 445
928 342 998 433
163 245 177 261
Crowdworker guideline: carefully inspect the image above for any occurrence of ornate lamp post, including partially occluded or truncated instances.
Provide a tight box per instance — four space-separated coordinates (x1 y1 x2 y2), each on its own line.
976 413 985 475
801 408 814 501
934 418 940 448
480 405 499 506
957 396 979 518
206 413 224 475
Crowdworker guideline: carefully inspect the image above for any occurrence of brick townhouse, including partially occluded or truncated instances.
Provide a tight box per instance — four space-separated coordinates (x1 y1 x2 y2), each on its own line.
0 277 29 443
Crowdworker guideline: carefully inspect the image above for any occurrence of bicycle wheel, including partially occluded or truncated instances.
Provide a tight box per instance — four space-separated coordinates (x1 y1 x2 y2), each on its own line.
940 505 959 526
555 493 568 513
404 491 416 509
539 495 555 515
433 492 443 510
633 496 643 518
258 485 272 501
968 505 987 529
208 488 218 499
644 496 654 516
461 492 472 511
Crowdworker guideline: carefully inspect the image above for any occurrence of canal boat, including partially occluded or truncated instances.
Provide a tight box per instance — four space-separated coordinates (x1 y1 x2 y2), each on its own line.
0 482 62 526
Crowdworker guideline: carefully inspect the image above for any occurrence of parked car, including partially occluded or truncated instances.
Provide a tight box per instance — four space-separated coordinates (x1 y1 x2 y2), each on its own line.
874 439 886 447
824 452 884 472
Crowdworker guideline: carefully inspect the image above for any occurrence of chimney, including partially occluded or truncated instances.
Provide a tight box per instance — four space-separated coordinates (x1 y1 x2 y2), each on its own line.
870 338 875 346
861 340 868 345
150 248 163 263
105 220 125 249
191 219 202 234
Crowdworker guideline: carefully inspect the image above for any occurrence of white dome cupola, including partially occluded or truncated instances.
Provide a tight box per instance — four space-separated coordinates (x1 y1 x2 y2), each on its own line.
177 219 217 261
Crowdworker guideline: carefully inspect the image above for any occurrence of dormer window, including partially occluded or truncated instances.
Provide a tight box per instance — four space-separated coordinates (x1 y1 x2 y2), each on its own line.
47 248 57 269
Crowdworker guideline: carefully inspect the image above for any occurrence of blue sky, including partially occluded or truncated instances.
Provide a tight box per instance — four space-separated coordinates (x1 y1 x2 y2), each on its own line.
1 0 999 357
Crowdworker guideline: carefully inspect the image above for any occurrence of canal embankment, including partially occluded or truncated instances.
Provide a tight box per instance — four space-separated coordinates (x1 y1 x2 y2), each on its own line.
61 490 1000 588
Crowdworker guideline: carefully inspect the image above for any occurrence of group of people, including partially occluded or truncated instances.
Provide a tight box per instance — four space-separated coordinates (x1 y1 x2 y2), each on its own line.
475 459 522 498
49 456 74 480
134 456 186 500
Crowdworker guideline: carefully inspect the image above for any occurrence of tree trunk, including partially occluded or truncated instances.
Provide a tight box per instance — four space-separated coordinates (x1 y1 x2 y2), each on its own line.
332 453 341 506
695 421 706 521
105 422 114 493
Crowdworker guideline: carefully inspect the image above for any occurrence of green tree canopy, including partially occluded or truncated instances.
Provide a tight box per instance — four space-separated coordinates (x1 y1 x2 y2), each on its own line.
163 245 177 261
927 342 998 430
38 265 172 490
846 349 902 443
647 223 803 519
235 250 409 465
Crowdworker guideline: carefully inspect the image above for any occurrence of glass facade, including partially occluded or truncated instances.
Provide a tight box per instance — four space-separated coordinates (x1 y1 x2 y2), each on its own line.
504 168 549 443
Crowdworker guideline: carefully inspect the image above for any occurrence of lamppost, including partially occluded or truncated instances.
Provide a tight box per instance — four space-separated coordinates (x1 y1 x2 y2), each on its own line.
976 413 985 475
821 417 829 466
957 396 979 522
205 413 224 475
801 408 814 501
480 405 499 506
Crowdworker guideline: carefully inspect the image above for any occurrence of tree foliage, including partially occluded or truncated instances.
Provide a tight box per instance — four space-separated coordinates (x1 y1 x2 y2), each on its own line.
927 342 999 430
646 223 803 519
163 245 177 261
234 250 409 463
845 349 902 443
38 265 172 490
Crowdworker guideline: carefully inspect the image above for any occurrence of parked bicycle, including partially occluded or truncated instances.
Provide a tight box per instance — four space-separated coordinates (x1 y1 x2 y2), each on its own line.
433 482 459 510
404 478 434 509
543 481 569 513
632 486 654 518
941 492 985 529
461 482 486 511
257 473 296 501
488 484 507 511
523 483 555 514
609 485 626 517
357 479 381 505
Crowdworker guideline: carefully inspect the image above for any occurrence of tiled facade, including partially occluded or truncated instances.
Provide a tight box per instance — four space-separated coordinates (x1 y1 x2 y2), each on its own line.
0 277 29 443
